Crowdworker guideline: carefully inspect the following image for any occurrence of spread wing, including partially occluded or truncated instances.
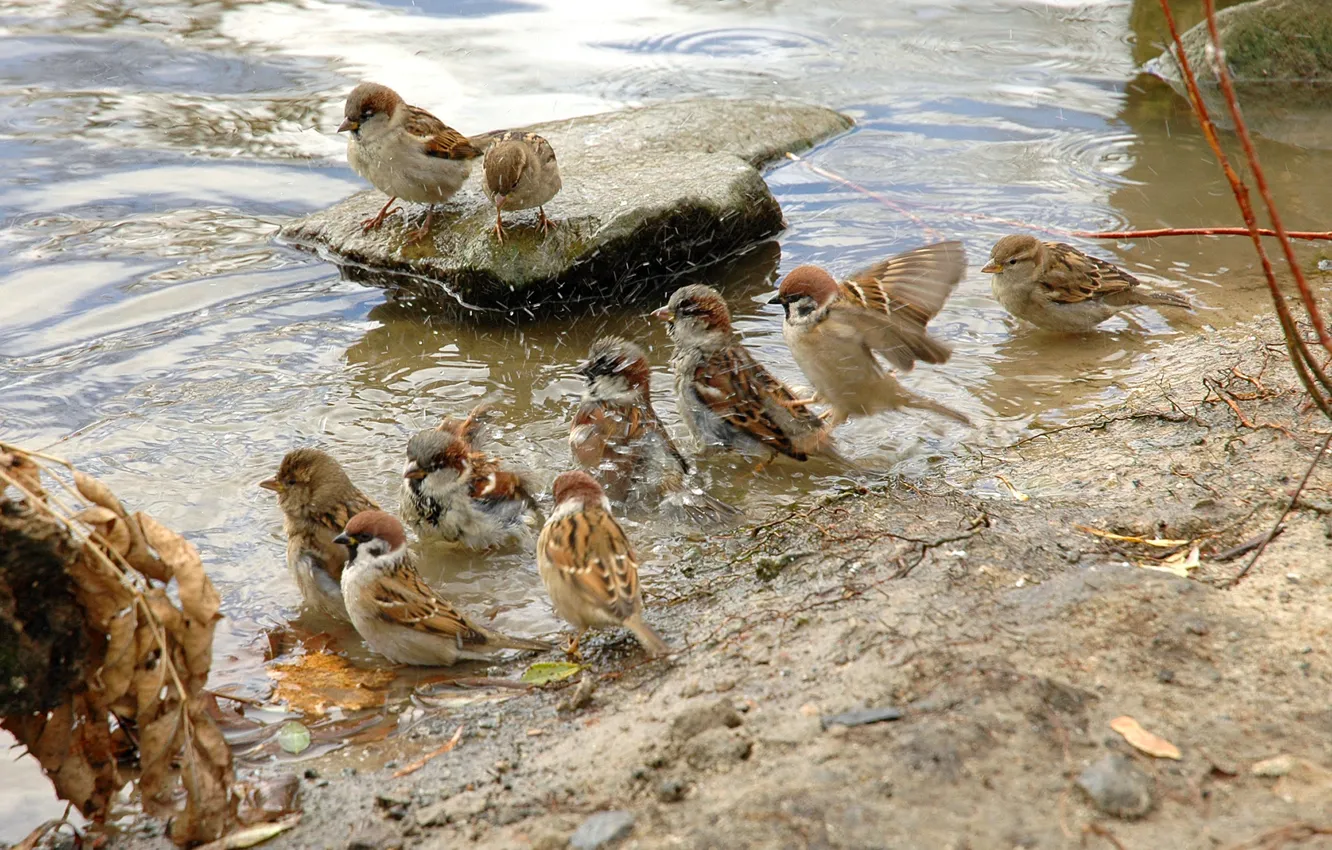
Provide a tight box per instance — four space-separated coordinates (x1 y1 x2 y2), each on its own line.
404 106 482 160
368 562 491 648
693 344 824 461
837 241 964 370
572 399 689 476
540 507 639 621
1041 242 1142 304
466 455 542 522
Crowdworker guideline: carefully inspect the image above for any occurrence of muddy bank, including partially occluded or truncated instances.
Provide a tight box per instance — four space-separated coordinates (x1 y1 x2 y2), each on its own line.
96 312 1312 850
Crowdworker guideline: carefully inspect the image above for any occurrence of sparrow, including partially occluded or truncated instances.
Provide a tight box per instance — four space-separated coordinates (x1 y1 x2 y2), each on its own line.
482 130 562 243
260 448 378 623
536 471 668 657
338 82 486 242
770 242 971 428
981 234 1192 332
570 336 739 521
399 406 542 550
653 284 848 469
335 510 552 666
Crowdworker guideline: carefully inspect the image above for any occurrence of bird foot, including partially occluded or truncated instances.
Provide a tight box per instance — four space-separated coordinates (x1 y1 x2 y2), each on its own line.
492 219 506 244
563 633 584 662
405 209 436 244
537 207 556 237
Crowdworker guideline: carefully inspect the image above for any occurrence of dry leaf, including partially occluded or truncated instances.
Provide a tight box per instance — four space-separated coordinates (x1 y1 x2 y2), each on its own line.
74 470 124 515
1110 715 1181 759
267 652 397 717
1 450 46 499
995 474 1030 502
196 813 301 850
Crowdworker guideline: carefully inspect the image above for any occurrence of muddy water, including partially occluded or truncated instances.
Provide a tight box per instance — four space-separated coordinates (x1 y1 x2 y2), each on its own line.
2 0 1331 838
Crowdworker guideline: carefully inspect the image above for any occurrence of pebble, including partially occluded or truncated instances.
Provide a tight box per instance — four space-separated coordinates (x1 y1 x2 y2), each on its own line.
416 790 488 827
1076 755 1155 819
657 778 688 803
569 810 636 850
346 821 403 850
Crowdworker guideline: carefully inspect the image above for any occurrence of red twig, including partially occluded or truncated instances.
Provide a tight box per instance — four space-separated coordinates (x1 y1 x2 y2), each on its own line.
1201 0 1332 359
390 724 463 778
1072 227 1332 241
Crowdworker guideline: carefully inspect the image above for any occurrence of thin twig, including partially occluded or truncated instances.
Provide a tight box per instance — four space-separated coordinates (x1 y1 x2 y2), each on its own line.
391 724 463 778
1072 227 1332 241
1229 431 1332 587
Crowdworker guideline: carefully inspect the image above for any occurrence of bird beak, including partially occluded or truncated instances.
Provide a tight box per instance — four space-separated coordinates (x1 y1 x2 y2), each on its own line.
259 478 279 492
767 294 784 305
651 306 672 322
403 461 426 481
332 532 351 546
981 261 1001 274
337 118 357 133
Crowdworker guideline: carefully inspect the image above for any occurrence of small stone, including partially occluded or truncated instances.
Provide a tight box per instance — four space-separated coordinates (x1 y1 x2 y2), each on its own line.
671 699 744 741
347 821 403 850
1287 573 1301 583
342 767 358 777
1157 669 1175 684
569 810 636 850
683 728 752 771
1077 755 1155 819
558 676 597 713
1184 619 1210 636
680 680 702 698
303 768 320 780
416 790 489 827
656 778 688 803
375 789 413 820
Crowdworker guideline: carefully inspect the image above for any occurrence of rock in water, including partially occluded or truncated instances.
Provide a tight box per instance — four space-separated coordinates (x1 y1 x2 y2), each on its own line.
281 99 852 314
1146 0 1332 149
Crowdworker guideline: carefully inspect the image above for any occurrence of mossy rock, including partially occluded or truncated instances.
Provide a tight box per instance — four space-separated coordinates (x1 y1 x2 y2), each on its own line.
1151 0 1332 82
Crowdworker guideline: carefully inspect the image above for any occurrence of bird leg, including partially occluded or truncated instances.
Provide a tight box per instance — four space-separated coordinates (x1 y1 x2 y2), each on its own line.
405 206 436 243
821 408 848 427
537 206 555 236
564 629 586 661
492 207 507 244
361 196 399 232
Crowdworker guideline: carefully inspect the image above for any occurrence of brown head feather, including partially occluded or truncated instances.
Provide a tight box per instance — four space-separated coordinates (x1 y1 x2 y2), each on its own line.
343 82 403 126
341 510 408 551
777 265 839 307
662 284 732 333
552 470 605 507
581 336 652 392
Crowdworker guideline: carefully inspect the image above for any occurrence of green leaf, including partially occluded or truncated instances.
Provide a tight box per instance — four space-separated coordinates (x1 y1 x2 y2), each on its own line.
277 720 311 755
520 661 584 685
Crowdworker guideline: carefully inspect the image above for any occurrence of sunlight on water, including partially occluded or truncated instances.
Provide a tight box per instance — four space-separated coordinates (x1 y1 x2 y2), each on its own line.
0 0 1328 838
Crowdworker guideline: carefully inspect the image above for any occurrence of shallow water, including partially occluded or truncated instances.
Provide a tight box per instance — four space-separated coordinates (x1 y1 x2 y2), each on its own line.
2 0 1331 838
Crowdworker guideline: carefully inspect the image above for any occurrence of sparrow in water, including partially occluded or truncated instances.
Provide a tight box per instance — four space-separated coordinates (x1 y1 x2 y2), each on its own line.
654 284 849 469
482 130 562 243
771 242 970 428
338 82 486 242
260 448 378 623
537 471 669 657
982 234 1192 332
570 336 738 521
335 510 551 666
399 406 542 550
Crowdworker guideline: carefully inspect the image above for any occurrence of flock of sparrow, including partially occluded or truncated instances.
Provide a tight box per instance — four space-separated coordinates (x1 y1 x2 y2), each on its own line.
256 83 1197 668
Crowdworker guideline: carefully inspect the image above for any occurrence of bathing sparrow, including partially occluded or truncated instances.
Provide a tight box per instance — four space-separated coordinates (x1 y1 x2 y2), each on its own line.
771 242 970 427
260 448 378 623
536 471 668 657
982 234 1192 332
335 510 551 666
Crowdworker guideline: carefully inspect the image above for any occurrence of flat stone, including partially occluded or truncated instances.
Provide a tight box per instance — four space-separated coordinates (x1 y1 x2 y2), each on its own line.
1076 755 1155 820
415 789 488 827
280 99 851 313
569 810 636 850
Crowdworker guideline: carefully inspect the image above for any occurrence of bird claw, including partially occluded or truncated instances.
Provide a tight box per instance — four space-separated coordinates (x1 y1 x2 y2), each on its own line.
361 198 399 233
537 207 556 237
563 632 584 661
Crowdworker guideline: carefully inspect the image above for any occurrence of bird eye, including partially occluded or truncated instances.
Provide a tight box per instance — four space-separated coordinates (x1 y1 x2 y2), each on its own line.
360 108 374 120
1007 258 1018 265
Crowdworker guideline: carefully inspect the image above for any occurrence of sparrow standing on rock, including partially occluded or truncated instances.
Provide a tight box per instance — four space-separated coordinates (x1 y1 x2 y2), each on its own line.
571 336 738 521
400 406 542 550
537 471 669 657
335 510 552 666
771 242 970 428
483 130 562 243
338 82 485 242
982 234 1192 332
654 284 848 469
260 448 379 623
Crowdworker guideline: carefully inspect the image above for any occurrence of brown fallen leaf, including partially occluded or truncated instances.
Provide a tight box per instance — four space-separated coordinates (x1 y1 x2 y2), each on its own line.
392 725 463 778
74 470 124 515
194 813 301 850
1110 715 1181 760
1076 525 1190 548
267 652 397 717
